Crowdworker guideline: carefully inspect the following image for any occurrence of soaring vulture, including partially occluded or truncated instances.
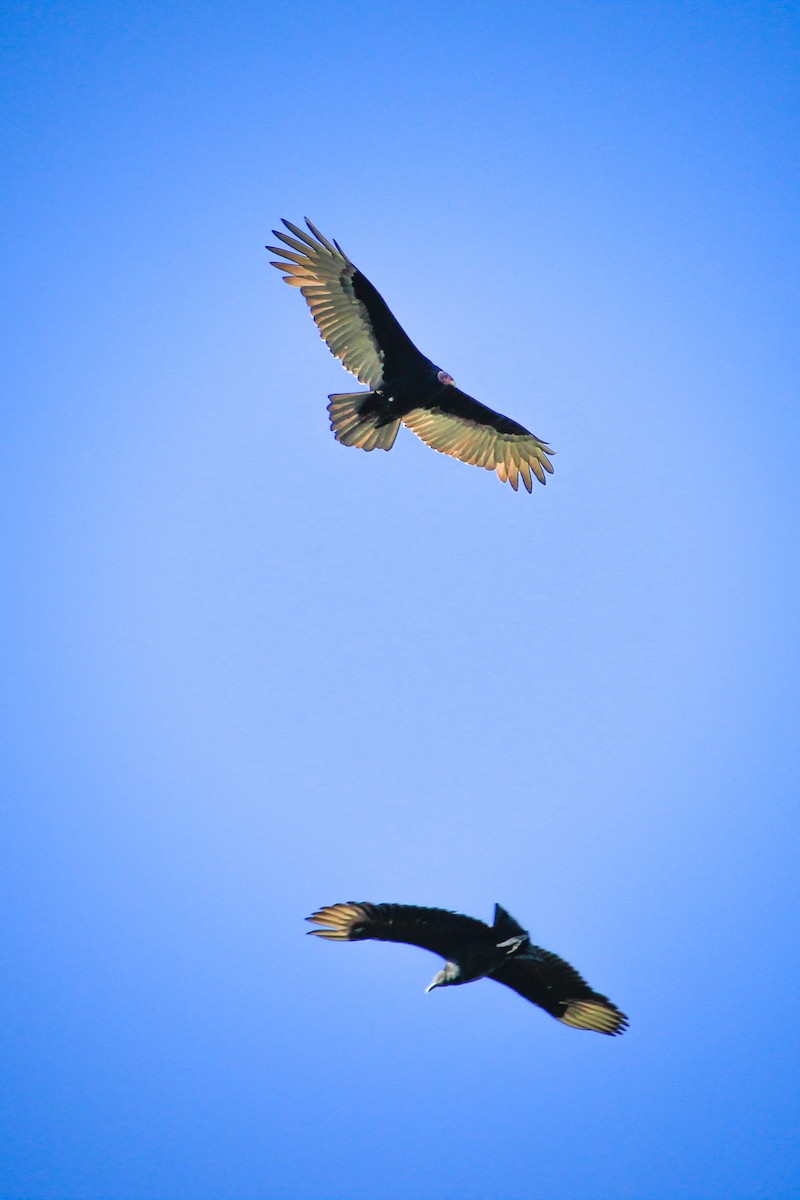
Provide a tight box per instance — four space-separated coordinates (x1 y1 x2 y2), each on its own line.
268 219 554 492
307 902 627 1035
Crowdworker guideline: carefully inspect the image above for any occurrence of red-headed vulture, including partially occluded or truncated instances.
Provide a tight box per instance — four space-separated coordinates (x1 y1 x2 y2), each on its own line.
269 219 554 492
307 902 627 1035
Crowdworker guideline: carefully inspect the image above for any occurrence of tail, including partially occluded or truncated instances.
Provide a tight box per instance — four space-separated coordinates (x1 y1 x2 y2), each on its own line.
327 392 401 452
493 904 528 938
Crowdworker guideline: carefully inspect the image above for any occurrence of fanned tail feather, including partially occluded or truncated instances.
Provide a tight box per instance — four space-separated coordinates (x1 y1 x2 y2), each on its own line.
328 393 400 452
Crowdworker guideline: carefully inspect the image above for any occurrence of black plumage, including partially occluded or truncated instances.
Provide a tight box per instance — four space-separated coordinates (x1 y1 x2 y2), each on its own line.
307 901 628 1036
268 219 554 492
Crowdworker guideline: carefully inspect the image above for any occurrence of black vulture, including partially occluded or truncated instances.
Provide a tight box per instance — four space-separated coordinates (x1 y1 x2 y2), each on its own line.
307 901 628 1035
268 219 554 492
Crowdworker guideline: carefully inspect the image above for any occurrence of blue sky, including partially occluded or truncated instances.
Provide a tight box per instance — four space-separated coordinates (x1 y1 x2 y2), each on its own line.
2 2 799 1197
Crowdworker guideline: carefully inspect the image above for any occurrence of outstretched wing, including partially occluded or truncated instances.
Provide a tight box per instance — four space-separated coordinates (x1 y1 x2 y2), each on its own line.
402 387 554 493
268 219 428 391
491 946 628 1035
306 902 490 960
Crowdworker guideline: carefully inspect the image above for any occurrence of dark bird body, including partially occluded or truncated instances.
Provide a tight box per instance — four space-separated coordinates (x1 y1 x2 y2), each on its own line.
307 901 628 1035
269 219 554 492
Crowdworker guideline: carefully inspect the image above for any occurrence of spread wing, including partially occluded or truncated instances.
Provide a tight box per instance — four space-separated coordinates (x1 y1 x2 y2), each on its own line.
402 387 554 493
268 219 428 390
306 902 490 960
491 946 628 1035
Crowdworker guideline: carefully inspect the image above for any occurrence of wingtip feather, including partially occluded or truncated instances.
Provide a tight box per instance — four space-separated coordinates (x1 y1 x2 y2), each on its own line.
560 1000 629 1036
306 902 372 940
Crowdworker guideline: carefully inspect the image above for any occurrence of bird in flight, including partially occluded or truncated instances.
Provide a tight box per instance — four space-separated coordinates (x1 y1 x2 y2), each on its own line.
307 901 627 1035
269 219 554 492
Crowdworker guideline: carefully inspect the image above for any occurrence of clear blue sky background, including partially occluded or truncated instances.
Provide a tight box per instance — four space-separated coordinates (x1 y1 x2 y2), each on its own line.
2 3 799 1197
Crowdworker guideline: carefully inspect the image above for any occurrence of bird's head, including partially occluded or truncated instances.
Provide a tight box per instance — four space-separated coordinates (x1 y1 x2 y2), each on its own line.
425 962 460 992
436 370 455 386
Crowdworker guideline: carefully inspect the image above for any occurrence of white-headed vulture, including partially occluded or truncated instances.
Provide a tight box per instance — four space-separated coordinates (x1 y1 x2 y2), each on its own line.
269 220 554 492
307 902 627 1035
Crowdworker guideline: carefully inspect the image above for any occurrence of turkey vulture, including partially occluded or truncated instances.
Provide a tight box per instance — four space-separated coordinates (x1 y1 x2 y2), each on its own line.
268 219 554 492
307 901 627 1035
